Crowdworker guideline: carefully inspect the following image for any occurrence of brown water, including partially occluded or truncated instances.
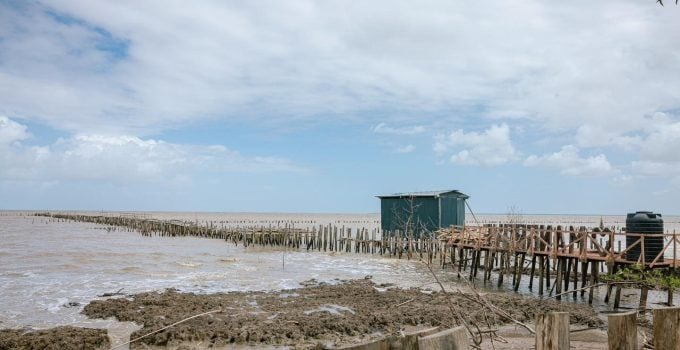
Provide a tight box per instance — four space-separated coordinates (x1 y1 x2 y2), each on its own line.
0 213 429 332
2 211 680 340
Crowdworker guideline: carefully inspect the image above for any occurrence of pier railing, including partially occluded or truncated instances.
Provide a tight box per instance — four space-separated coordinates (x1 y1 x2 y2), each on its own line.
438 224 680 269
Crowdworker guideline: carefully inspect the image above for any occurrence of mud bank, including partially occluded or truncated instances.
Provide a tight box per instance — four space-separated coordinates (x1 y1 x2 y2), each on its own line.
0 326 109 350
80 279 602 349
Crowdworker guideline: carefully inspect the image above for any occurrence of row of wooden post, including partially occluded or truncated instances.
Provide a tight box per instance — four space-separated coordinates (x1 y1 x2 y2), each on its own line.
36 213 447 262
538 307 680 350
338 307 680 350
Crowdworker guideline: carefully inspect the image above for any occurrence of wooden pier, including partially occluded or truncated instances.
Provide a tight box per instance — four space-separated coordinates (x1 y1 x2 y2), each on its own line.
36 213 680 308
439 224 680 306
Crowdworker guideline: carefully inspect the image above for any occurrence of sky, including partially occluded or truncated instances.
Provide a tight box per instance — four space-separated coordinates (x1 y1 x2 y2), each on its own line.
1 0 679 214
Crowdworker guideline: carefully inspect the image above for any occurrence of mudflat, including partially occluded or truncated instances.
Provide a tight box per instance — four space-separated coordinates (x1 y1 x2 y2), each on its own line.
0 326 110 350
77 279 601 349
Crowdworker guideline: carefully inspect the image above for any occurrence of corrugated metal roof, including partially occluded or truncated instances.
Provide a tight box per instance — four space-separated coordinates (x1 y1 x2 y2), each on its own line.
376 190 469 199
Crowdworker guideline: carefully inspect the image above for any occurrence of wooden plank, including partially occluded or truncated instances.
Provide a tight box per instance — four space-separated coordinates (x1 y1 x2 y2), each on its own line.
653 307 680 350
535 312 569 350
418 327 469 350
607 311 637 350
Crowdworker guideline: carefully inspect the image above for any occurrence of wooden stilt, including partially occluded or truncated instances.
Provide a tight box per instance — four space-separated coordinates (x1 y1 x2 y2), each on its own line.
529 255 537 290
555 258 563 300
539 256 545 296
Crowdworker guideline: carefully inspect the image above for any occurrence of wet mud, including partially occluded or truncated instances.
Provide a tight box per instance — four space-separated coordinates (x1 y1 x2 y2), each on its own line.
0 326 109 350
79 279 602 349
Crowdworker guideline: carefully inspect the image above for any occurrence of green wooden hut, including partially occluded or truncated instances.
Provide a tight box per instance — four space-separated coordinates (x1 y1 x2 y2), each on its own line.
377 190 469 235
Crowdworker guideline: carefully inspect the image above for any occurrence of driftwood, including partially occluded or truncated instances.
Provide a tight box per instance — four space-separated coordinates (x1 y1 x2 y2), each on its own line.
98 288 125 297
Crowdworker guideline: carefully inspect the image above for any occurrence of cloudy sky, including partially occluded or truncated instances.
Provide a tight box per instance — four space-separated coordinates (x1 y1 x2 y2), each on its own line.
1 0 679 214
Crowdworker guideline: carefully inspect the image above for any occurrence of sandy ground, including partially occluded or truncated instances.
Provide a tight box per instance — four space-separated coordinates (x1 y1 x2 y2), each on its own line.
1 278 619 349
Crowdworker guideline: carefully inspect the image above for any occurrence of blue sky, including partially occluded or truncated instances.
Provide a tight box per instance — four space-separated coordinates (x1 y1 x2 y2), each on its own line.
1 1 680 214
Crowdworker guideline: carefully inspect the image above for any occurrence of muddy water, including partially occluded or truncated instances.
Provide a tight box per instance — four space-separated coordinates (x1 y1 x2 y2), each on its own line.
0 214 430 333
2 211 680 335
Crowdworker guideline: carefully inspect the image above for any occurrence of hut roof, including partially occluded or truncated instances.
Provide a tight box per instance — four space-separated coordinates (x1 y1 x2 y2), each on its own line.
376 190 469 199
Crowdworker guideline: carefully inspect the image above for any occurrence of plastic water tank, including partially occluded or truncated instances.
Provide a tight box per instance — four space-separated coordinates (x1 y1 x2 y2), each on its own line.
626 211 664 263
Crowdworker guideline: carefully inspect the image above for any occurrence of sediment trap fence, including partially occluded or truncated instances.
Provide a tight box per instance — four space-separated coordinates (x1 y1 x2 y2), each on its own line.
34 213 445 264
36 213 680 308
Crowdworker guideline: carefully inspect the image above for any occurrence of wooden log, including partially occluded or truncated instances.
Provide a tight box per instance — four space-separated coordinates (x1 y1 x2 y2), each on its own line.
653 307 680 350
607 311 637 350
535 312 570 350
417 326 469 350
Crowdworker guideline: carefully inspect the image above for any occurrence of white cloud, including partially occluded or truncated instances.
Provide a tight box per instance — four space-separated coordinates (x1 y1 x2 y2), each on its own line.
638 119 680 163
0 1 677 137
0 118 305 185
434 124 518 166
524 145 614 176
0 116 30 147
628 118 680 185
395 144 415 153
373 123 425 135
575 125 641 150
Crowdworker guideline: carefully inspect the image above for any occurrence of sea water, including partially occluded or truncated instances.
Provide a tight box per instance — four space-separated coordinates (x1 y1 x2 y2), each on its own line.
2 211 680 334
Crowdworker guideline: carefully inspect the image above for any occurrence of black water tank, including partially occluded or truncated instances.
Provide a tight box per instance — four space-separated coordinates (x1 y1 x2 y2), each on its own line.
626 211 664 263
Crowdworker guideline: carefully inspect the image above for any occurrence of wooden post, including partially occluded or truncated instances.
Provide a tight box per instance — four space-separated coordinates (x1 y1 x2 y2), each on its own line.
572 258 578 299
614 285 622 309
640 287 649 312
402 326 440 350
529 255 537 290
514 253 524 292
668 288 674 307
605 283 613 304
555 258 563 300
607 311 637 350
469 250 477 281
418 327 469 350
589 262 598 305
580 261 588 297
535 311 570 350
653 307 680 350
497 252 505 287
539 256 545 296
